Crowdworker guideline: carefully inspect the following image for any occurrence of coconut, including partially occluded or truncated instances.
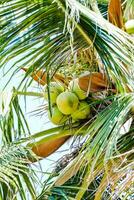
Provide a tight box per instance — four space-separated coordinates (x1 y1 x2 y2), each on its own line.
48 106 67 125
56 91 79 115
125 19 134 34
130 106 134 114
44 81 64 104
71 101 90 121
69 78 87 100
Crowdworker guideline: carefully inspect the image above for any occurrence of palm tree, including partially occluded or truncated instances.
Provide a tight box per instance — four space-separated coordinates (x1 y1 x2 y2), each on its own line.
0 0 134 199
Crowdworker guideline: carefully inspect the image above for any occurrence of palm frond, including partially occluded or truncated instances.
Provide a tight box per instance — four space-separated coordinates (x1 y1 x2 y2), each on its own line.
0 89 30 144
37 93 134 199
75 93 134 199
0 144 37 200
0 0 134 92
0 1 134 200
123 0 134 20
0 90 40 200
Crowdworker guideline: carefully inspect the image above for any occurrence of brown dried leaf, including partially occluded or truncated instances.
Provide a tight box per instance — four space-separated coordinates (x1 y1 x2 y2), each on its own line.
22 68 70 86
78 72 109 93
29 136 70 160
108 0 124 29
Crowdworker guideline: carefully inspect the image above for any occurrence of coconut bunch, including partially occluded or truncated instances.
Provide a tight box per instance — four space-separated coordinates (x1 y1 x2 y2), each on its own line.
43 77 91 125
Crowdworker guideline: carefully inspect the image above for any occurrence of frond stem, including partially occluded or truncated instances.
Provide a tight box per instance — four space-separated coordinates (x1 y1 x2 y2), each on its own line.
15 91 44 97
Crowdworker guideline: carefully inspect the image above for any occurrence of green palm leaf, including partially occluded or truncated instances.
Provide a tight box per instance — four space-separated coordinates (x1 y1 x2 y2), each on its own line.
0 0 134 91
0 145 37 200
0 91 38 200
0 1 134 200
0 90 30 144
38 93 134 199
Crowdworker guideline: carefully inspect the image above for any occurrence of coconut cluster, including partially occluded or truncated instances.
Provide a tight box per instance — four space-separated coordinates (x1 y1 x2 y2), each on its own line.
44 79 90 125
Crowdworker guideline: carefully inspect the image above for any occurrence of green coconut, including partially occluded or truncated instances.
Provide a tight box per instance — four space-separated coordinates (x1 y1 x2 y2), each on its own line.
125 19 134 34
44 81 64 104
71 101 90 121
130 106 134 114
56 91 79 115
48 106 67 125
69 78 87 100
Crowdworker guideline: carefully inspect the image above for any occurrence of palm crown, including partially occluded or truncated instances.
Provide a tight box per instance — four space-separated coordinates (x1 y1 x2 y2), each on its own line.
0 0 134 199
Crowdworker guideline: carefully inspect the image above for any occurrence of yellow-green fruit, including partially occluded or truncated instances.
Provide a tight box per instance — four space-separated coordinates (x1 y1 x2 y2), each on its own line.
48 106 67 125
131 106 134 114
69 78 87 100
44 82 64 104
125 19 134 34
71 101 90 121
56 91 79 115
